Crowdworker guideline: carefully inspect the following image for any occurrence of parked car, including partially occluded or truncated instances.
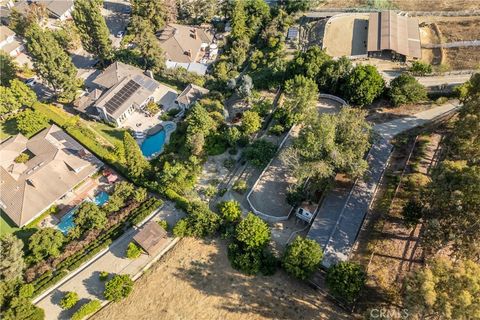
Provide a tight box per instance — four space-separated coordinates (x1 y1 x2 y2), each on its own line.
116 30 125 38
24 78 37 87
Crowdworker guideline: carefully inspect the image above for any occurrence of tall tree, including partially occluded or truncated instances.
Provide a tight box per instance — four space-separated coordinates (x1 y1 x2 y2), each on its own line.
282 236 322 280
28 228 65 262
326 261 366 303
72 0 113 67
0 234 25 281
0 52 17 85
25 24 80 99
316 56 353 96
343 64 385 106
230 0 247 42
281 75 318 126
123 132 150 178
0 79 36 116
74 202 107 231
241 110 261 135
130 0 177 32
177 0 218 24
287 46 331 79
405 258 480 320
129 16 165 72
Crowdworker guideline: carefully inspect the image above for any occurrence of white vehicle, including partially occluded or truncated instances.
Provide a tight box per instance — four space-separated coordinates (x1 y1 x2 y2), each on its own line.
116 30 125 38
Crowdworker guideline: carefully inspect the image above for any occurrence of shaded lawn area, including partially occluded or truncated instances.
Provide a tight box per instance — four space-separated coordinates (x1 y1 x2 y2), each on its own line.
89 121 125 148
0 117 19 141
0 210 18 234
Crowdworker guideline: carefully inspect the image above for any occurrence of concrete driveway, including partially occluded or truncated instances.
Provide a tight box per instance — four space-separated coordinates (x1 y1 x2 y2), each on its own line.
102 0 131 48
35 201 184 320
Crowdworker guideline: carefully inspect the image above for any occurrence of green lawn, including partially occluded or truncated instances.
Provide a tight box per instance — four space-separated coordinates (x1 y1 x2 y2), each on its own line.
89 121 125 148
0 210 18 235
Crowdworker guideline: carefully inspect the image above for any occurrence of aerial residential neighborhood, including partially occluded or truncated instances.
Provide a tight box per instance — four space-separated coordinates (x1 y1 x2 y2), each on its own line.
0 1 478 320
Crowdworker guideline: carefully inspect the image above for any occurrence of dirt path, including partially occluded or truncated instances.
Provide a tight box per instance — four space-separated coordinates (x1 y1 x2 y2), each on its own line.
93 238 351 320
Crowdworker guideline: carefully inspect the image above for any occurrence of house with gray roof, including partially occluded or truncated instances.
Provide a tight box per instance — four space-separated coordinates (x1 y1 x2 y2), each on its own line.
173 83 209 111
9 0 74 21
74 62 178 127
157 24 216 75
0 125 103 227
0 25 24 57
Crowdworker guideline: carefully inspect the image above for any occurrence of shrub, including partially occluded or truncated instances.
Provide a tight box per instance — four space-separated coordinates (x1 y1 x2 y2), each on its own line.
232 179 248 194
402 199 424 228
99 271 109 281
409 61 432 76
173 202 221 238
60 291 79 310
435 96 448 105
18 284 34 298
389 74 427 106
244 139 277 168
157 220 169 231
203 185 217 197
282 236 323 280
235 213 270 250
217 200 242 223
223 158 235 169
126 242 142 259
71 300 101 320
104 274 133 302
326 262 366 303
269 124 285 136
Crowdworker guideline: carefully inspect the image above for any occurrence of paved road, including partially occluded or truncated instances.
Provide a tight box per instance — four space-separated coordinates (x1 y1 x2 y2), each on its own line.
308 102 460 267
35 202 184 320
381 71 474 88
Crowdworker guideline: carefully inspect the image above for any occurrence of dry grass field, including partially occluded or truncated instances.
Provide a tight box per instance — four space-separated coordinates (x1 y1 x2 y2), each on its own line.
317 0 480 11
445 47 480 69
436 18 480 42
93 238 351 320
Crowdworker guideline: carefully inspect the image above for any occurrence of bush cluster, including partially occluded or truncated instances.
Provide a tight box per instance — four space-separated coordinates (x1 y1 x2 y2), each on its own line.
71 300 101 320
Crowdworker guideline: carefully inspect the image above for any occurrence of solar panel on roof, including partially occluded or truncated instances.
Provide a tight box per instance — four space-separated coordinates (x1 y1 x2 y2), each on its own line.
104 80 140 115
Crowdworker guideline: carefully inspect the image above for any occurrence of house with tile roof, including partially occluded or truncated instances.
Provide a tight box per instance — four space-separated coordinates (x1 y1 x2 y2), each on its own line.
0 125 103 227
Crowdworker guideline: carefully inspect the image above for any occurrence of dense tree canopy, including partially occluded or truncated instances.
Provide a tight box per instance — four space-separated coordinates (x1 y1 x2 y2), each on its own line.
74 202 108 232
235 213 270 250
283 108 371 186
123 132 150 179
450 74 480 164
0 234 25 281
28 228 65 262
280 75 318 126
0 52 17 85
316 57 353 96
2 297 45 320
288 46 331 79
389 74 427 106
405 258 480 320
343 65 385 106
282 236 322 280
25 24 79 99
16 109 48 137
244 139 277 168
131 0 177 32
422 160 480 258
326 261 366 303
0 79 37 115
72 0 113 67
129 16 165 73
241 110 261 135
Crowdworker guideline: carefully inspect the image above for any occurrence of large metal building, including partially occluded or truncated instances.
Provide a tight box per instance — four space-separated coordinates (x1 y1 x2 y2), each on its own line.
367 11 421 61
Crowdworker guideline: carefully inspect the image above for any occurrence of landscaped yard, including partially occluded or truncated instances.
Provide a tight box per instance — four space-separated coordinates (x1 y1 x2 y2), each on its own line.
0 210 18 234
0 117 19 141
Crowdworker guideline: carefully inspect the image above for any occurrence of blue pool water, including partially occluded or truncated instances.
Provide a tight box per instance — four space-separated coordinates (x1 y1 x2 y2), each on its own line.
57 192 110 234
94 191 109 206
141 129 166 158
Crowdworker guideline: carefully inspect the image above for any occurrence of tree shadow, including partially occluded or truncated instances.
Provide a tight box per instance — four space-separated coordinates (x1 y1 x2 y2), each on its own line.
173 239 351 320
82 271 105 298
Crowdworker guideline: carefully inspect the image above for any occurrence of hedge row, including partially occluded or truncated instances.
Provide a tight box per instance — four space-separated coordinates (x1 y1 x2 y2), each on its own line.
164 188 189 211
31 198 163 297
130 198 163 225
71 299 102 320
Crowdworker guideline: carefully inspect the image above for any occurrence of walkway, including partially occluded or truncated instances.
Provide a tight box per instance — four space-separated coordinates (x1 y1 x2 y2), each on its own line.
308 101 460 267
35 202 185 320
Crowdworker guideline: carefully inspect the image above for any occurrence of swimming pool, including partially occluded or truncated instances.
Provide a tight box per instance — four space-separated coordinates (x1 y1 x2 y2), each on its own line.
140 123 176 158
57 191 110 234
